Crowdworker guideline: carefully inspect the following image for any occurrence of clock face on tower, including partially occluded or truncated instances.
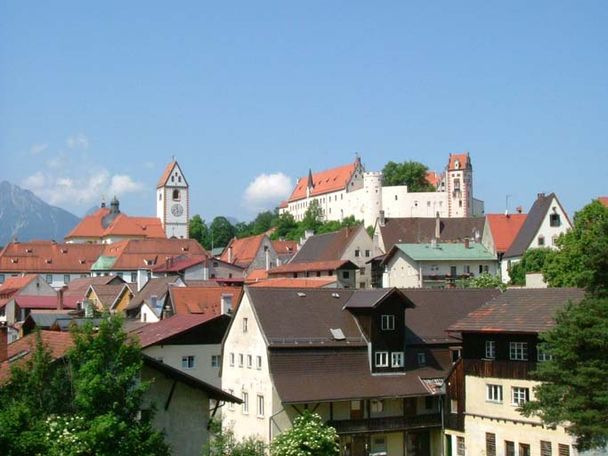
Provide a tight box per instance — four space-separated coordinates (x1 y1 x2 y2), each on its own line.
171 203 184 217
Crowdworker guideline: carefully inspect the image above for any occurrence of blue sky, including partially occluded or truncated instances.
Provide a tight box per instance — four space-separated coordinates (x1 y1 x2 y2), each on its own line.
1 1 607 222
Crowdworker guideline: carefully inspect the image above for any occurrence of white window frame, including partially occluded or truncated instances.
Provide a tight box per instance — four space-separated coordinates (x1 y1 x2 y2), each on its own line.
511 386 530 406
247 354 252 368
243 318 248 333
537 345 553 362
257 394 264 417
229 353 235 367
181 355 195 369
485 340 496 359
256 355 262 370
381 314 395 331
228 389 235 410
242 391 249 414
375 351 389 367
486 384 503 402
509 342 528 361
211 355 221 368
391 352 404 367
238 354 244 367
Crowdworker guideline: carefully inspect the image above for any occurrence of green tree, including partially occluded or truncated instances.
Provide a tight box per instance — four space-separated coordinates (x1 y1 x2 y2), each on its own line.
520 295 608 451
251 210 277 235
381 160 436 191
508 248 555 286
463 272 507 291
0 317 169 456
543 200 608 294
270 411 339 456
209 216 236 249
202 419 265 456
301 200 323 232
270 213 298 240
189 215 211 250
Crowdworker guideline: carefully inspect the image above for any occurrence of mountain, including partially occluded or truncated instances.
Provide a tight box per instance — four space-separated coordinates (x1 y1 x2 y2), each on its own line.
0 181 80 246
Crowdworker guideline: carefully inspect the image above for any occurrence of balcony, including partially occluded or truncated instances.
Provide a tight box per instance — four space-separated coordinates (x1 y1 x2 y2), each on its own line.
464 359 536 380
328 413 441 435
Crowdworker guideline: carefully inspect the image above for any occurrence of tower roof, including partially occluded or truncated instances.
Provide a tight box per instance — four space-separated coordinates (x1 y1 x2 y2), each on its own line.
447 152 471 171
157 160 188 188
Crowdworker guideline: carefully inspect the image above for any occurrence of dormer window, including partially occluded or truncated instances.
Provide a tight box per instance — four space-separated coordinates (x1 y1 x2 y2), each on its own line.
381 314 395 331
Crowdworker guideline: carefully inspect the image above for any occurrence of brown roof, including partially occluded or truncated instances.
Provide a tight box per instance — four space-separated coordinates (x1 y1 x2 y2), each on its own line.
447 152 471 170
448 288 585 334
170 286 242 315
379 217 485 251
157 160 178 188
131 314 219 348
89 284 129 310
599 197 608 207
485 213 528 254
0 331 73 382
400 288 502 343
288 159 361 202
65 209 166 241
248 278 337 288
152 254 208 273
290 226 364 263
0 241 104 273
126 276 182 311
219 234 266 268
269 348 447 403
268 260 357 275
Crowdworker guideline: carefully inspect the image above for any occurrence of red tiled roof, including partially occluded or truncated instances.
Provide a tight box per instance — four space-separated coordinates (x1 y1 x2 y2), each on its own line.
152 254 208 273
219 234 265 267
248 278 336 288
0 331 73 382
288 159 361 203
447 152 470 171
157 161 177 188
130 314 218 348
65 209 166 241
14 295 73 310
272 240 298 254
425 171 441 187
599 197 608 207
0 241 104 273
485 213 528 253
268 259 356 275
170 286 243 315
98 239 206 270
0 275 38 293
245 269 269 283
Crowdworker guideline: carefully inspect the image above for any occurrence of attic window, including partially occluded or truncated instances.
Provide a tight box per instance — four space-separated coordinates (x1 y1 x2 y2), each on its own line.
25 248 33 253
331 292 340 299
79 259 86 264
330 328 345 340
60 249 68 254
10 258 18 264
182 246 189 252
45 259 52 264
144 259 155 266
550 213 561 227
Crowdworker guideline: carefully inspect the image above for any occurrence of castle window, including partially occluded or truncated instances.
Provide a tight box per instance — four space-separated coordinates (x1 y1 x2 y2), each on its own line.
172 189 180 201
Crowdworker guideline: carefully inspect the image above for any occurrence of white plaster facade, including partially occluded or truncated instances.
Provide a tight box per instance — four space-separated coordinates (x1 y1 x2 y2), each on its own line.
157 161 189 239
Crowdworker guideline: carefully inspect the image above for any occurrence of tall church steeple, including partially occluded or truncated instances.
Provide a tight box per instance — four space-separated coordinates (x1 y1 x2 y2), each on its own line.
156 160 189 239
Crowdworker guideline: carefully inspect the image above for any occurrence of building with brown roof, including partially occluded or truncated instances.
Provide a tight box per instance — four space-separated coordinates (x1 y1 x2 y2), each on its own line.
482 212 528 257
219 233 281 274
0 274 63 325
279 153 485 228
444 288 585 456
221 287 498 454
152 253 244 283
126 276 186 322
267 259 359 288
65 198 166 244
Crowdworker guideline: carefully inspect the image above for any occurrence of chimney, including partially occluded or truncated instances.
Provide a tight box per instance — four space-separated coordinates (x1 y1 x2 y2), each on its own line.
435 212 441 240
537 192 545 199
0 323 8 363
162 302 173 320
57 286 67 311
379 210 386 227
516 206 523 214
464 237 470 249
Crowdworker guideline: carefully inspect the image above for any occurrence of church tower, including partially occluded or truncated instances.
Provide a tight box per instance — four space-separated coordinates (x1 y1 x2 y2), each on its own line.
157 160 189 239
445 153 473 217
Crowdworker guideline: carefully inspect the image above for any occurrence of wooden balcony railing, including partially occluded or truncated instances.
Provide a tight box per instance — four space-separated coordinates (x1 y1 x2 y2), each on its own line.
328 413 441 435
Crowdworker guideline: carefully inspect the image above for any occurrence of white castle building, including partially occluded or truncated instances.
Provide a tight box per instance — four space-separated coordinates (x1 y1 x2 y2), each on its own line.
279 153 484 227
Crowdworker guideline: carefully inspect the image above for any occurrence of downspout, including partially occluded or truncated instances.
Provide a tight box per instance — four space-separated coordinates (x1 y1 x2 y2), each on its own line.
269 406 285 443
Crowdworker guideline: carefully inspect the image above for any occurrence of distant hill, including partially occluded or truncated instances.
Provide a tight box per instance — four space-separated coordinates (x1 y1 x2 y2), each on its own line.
0 181 80 245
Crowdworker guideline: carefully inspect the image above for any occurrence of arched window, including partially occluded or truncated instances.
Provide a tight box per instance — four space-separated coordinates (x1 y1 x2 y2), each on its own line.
173 189 180 201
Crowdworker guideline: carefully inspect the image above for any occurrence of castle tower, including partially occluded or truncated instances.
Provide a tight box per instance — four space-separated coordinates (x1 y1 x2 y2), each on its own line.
445 153 473 217
363 172 383 228
157 160 189 239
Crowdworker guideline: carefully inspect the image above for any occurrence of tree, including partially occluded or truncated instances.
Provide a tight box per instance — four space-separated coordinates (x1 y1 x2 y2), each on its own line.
543 200 608 294
270 411 339 456
301 200 323 232
189 215 211 249
463 272 506 291
381 160 436 191
508 248 555 286
270 213 298 240
209 217 236 249
520 295 608 451
251 210 277 235
0 317 169 456
202 419 265 456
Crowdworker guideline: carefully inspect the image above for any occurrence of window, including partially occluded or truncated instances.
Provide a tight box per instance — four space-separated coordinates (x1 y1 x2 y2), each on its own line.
211 355 221 368
538 235 545 246
256 355 262 370
550 213 561 227
63 274 70 284
342 271 350 279
425 396 435 410
509 342 528 360
239 354 244 367
417 352 426 366
519 443 531 456
391 352 404 367
227 389 235 410
375 351 389 367
46 274 53 284
486 384 503 402
505 441 515 456
450 399 458 413
243 318 248 333
0 274 3 284
257 395 264 417
464 265 471 274
247 355 252 368
130 272 137 283
558 444 570 456
457 436 465 456
181 355 195 369
172 189 180 201
359 267 366 275
229 353 235 367
381 314 395 330
486 433 496 456
365 250 370 257
537 345 553 362
486 340 496 359
158 192 162 201
512 386 530 405
450 266 457 276
540 441 552 456
370 399 383 412
242 392 249 414
355 249 360 257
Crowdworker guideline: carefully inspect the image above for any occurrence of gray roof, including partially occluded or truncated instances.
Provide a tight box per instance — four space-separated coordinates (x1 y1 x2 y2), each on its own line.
504 193 568 258
343 288 410 309
448 288 585 334
126 277 181 311
379 217 485 251
290 225 365 263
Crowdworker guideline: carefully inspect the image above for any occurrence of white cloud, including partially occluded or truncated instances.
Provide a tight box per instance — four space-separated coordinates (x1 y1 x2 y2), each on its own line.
23 171 47 189
66 133 89 150
109 174 144 195
30 144 48 155
243 172 293 212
